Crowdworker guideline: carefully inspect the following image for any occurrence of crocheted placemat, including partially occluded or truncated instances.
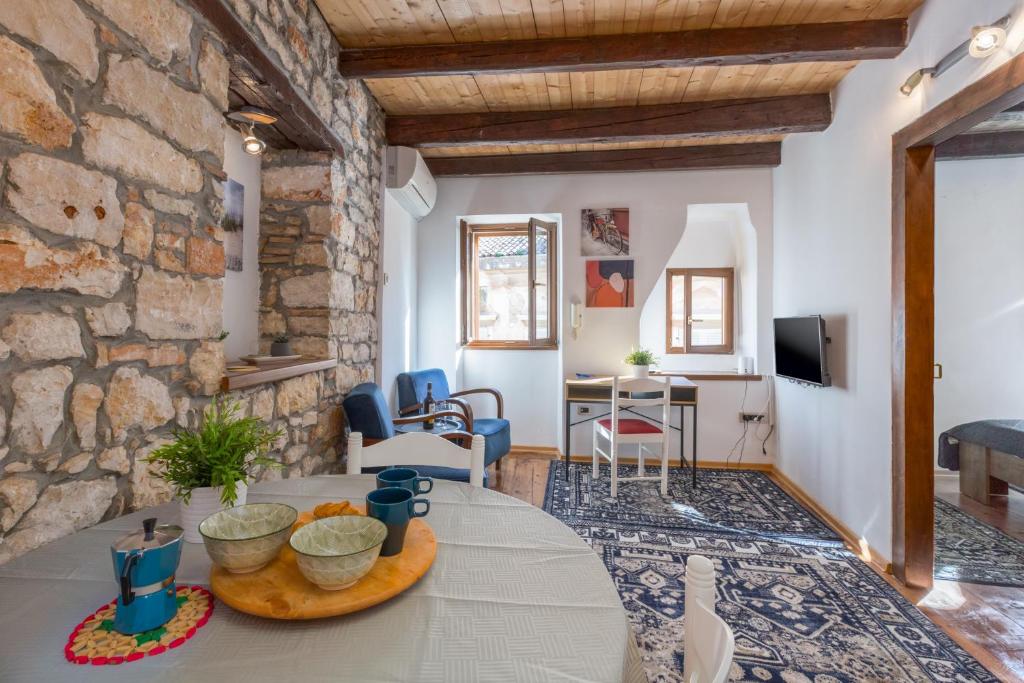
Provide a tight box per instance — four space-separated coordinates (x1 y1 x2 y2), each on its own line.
65 585 213 666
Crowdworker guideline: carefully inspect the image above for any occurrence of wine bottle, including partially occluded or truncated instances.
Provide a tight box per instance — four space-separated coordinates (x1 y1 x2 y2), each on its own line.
423 382 435 430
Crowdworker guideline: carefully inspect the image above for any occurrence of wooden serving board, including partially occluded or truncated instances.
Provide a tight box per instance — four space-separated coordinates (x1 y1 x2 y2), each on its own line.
209 510 436 620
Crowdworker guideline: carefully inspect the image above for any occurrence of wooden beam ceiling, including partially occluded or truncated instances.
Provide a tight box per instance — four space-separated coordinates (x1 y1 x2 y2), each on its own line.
425 142 781 176
339 19 906 79
386 94 831 148
936 131 1024 161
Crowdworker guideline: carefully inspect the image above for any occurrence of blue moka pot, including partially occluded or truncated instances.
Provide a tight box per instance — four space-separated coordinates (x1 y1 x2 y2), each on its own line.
110 517 183 634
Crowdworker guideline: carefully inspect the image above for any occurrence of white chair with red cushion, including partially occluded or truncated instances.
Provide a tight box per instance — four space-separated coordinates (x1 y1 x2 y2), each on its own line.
592 375 671 497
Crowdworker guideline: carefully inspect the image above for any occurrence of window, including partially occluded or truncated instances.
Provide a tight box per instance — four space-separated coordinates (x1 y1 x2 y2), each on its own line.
666 268 734 354
461 219 558 349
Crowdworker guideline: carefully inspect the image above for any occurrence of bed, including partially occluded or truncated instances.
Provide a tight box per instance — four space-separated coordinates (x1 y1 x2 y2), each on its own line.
939 420 1024 505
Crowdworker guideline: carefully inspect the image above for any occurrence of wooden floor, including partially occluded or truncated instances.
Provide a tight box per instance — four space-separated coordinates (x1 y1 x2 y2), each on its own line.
490 456 1024 682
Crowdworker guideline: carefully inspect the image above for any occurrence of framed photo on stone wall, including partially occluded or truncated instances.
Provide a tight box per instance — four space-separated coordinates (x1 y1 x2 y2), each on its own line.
581 208 629 256
222 178 244 272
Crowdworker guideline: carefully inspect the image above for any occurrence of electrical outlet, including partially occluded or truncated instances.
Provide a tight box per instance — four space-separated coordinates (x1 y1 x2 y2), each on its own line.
578 406 592 416
740 413 766 423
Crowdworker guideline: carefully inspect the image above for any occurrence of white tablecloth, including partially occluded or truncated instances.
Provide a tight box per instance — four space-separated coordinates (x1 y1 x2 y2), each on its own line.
0 475 646 682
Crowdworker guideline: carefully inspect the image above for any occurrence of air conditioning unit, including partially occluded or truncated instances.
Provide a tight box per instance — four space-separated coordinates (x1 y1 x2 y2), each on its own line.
385 146 437 219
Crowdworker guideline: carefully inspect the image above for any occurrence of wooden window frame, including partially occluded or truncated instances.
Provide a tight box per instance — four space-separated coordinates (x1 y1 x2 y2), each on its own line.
460 219 558 350
665 268 734 355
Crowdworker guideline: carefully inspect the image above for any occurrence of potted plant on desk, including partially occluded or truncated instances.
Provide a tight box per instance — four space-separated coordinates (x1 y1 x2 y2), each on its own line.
145 398 284 542
624 347 657 378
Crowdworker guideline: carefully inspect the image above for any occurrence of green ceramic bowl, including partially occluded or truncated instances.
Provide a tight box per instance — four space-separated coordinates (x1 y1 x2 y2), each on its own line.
289 515 387 590
199 503 297 573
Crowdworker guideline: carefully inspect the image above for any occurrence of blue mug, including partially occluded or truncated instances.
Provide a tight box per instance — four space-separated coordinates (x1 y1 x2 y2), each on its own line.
365 487 430 557
376 468 433 495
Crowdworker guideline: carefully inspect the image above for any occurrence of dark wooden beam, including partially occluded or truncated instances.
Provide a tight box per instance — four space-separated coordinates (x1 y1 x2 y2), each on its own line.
936 131 1024 160
339 19 906 79
425 142 781 176
189 0 345 156
387 94 831 148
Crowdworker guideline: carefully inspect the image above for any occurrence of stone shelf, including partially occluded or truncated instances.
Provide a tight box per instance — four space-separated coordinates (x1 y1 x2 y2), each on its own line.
221 357 336 392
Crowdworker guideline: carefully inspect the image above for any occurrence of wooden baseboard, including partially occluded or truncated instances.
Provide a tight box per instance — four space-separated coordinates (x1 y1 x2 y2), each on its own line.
769 466 893 574
509 445 560 458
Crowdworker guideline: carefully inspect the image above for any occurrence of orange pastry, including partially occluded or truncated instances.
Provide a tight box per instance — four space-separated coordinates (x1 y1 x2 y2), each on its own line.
313 501 363 518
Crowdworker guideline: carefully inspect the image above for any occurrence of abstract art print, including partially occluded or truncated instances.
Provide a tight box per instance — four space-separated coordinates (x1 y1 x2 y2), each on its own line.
222 178 244 272
581 208 629 256
586 259 634 308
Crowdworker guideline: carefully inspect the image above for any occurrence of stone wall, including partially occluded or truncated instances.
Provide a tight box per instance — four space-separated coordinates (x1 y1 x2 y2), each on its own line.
0 0 386 563
258 149 379 391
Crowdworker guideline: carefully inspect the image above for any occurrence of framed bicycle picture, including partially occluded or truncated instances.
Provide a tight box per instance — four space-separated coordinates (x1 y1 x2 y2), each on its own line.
581 208 629 256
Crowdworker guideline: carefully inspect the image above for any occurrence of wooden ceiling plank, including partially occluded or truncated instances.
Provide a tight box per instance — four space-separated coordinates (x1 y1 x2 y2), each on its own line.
544 72 574 110
529 0 567 38
495 0 539 39
385 93 832 147
742 0 787 26
337 18 907 78
424 141 783 176
711 0 753 28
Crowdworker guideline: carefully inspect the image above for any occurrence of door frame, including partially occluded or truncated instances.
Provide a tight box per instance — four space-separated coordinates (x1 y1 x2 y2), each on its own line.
891 53 1024 587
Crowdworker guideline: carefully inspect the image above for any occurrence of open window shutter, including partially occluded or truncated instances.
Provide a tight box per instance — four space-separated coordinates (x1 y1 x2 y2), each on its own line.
528 218 558 345
459 219 472 345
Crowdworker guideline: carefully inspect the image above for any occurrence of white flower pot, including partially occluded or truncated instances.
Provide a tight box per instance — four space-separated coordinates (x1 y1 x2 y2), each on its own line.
629 365 650 378
179 481 248 543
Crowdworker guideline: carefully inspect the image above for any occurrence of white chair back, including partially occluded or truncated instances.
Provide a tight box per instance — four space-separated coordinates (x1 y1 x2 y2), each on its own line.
346 431 486 487
612 375 672 408
683 555 734 683
610 375 671 439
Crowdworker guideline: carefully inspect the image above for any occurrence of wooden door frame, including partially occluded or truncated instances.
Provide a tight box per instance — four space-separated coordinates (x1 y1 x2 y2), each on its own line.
891 53 1024 587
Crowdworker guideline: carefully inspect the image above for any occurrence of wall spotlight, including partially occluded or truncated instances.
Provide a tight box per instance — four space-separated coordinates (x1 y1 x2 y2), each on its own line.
242 124 267 156
969 24 1007 58
226 106 278 156
898 14 1012 96
899 68 935 97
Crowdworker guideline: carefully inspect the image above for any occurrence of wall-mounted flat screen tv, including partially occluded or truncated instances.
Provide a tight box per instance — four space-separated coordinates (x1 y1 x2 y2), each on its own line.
773 315 831 387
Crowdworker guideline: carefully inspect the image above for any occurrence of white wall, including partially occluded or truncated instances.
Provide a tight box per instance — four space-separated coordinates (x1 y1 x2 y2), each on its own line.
417 169 775 456
222 129 261 361
379 192 418 414
772 0 1024 557
934 155 1024 463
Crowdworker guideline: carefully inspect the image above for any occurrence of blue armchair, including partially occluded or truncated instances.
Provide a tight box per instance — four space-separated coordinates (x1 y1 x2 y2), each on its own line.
396 369 511 471
342 382 489 486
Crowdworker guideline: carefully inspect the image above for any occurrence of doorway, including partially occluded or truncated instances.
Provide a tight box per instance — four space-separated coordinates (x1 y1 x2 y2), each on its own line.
891 53 1024 589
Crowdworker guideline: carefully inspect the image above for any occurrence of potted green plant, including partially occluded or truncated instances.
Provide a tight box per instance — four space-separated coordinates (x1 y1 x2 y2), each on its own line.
270 333 292 356
624 347 657 378
145 397 284 543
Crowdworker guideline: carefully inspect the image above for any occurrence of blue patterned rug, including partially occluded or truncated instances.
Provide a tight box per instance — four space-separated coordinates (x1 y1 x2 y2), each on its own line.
543 462 997 683
934 497 1024 587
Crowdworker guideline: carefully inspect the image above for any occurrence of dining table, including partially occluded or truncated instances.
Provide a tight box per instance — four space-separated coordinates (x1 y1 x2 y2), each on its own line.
0 474 646 682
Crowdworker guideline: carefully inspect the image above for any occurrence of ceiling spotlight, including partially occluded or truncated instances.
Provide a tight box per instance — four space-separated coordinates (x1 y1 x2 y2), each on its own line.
226 107 277 156
242 125 266 156
969 24 1007 58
